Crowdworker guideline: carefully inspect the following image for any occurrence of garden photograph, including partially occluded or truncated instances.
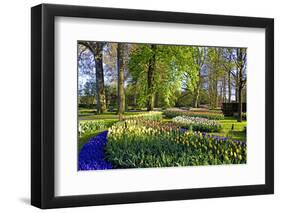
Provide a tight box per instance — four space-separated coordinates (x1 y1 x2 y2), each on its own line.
77 41 247 171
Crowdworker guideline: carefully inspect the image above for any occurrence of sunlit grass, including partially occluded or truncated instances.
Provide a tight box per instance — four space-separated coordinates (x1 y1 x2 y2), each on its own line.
164 116 246 141
79 110 148 120
218 117 246 131
79 118 117 123
213 117 246 142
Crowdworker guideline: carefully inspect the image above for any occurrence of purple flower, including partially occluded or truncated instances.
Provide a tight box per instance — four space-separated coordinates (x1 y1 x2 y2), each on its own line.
179 127 187 133
78 131 113 170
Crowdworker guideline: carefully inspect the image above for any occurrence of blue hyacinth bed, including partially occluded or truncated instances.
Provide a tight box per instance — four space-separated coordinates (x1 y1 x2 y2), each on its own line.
78 131 113 170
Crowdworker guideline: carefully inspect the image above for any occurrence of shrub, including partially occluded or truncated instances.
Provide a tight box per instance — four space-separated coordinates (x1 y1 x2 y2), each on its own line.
108 106 115 112
222 103 246 116
172 116 222 132
79 120 116 137
105 120 246 168
163 109 224 120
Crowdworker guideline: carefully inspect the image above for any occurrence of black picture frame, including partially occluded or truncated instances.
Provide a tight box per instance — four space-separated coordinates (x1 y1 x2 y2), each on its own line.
31 3 274 209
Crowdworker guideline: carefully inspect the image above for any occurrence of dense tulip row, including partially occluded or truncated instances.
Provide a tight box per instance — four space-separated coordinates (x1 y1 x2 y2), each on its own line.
172 116 222 132
163 109 224 120
105 120 246 168
79 112 162 137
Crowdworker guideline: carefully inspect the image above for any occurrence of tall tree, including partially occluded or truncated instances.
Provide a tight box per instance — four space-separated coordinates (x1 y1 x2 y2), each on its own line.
207 48 225 108
128 44 197 109
93 42 107 113
226 48 247 121
147 44 157 111
78 41 107 113
117 43 126 117
83 80 96 106
233 48 247 122
191 47 207 108
221 48 235 103
228 64 232 103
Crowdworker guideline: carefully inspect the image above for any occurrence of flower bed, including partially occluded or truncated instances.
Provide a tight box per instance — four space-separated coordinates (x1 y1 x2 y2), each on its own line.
172 116 222 132
163 109 224 120
78 131 113 170
79 120 116 137
105 120 246 168
126 111 162 121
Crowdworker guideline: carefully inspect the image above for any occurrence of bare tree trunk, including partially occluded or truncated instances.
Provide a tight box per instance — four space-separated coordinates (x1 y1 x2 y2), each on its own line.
223 76 226 103
155 92 159 108
208 73 215 108
214 76 218 108
78 41 107 113
117 43 126 118
235 83 238 103
133 89 137 108
237 64 243 122
193 78 200 108
237 48 245 122
237 84 243 122
193 55 204 108
93 42 107 114
228 70 231 103
220 81 223 105
147 44 156 111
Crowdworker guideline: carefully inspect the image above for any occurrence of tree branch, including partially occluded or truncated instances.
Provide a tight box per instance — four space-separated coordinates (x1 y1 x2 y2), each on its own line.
78 41 95 54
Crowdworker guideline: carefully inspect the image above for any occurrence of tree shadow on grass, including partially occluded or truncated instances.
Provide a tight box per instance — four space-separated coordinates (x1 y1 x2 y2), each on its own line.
227 130 246 142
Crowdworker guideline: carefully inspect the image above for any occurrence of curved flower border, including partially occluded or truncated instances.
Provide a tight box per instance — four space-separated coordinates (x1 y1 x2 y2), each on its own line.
78 129 246 171
78 131 113 170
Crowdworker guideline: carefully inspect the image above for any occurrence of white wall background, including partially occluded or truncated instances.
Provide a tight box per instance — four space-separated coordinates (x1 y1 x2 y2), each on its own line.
0 0 279 212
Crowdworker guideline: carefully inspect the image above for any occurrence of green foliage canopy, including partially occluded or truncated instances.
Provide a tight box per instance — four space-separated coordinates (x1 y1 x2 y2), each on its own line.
128 44 199 107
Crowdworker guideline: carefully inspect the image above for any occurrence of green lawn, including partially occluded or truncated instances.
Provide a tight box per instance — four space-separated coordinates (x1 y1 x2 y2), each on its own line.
213 117 247 142
79 111 148 120
163 116 246 142
79 118 118 124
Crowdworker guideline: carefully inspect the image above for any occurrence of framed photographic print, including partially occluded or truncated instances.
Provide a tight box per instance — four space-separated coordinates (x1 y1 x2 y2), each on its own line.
31 3 274 209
